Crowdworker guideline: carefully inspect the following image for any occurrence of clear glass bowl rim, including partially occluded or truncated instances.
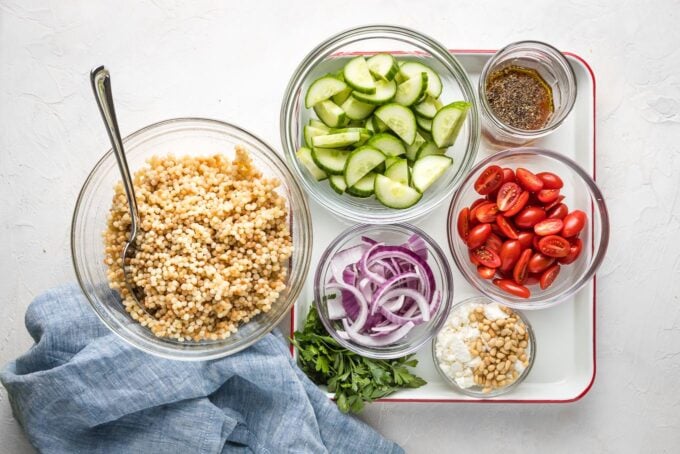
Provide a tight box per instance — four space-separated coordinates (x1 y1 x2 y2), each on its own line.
431 296 536 398
447 147 610 310
71 117 313 360
313 223 454 359
280 24 481 224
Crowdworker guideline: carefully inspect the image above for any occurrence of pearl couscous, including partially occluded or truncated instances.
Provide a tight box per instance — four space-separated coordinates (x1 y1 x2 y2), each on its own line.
103 146 293 341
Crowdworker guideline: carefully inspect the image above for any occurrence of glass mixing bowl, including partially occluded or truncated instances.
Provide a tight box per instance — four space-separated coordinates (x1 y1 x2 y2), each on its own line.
280 25 480 224
447 147 609 310
71 118 312 360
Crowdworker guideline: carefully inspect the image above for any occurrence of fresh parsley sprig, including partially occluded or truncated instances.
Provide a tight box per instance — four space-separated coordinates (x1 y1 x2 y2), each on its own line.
291 305 426 413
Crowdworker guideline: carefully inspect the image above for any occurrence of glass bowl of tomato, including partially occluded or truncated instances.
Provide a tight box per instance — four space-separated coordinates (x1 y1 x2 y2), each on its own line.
447 147 609 309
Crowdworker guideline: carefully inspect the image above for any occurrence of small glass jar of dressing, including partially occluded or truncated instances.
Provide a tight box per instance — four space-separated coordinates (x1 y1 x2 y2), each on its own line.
479 41 577 149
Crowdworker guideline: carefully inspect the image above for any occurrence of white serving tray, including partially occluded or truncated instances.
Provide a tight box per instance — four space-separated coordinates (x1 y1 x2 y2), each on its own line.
290 51 596 403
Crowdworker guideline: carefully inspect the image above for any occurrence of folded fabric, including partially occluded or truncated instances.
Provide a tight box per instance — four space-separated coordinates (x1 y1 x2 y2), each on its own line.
1 285 403 454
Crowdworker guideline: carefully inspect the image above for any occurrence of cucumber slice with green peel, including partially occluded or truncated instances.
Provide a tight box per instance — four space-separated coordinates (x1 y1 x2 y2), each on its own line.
394 72 428 107
329 174 347 194
413 96 443 119
384 156 400 168
332 85 353 105
416 114 433 132
365 119 375 133
374 174 422 209
415 141 444 160
312 131 361 148
346 172 377 197
314 100 347 128
374 103 417 145
367 132 406 157
372 115 389 132
341 96 375 120
367 53 399 81
305 76 348 108
304 125 328 148
343 57 376 94
309 119 330 131
405 132 426 161
399 61 443 98
384 159 410 186
296 147 327 181
330 127 371 145
348 120 366 128
431 101 471 148
343 146 385 187
411 155 452 192
311 147 350 175
352 79 397 105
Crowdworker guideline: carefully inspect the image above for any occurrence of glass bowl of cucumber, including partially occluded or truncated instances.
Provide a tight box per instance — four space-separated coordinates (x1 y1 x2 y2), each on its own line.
281 25 480 224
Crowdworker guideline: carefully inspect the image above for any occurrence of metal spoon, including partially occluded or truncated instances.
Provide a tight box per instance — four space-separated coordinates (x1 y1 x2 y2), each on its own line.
90 66 150 315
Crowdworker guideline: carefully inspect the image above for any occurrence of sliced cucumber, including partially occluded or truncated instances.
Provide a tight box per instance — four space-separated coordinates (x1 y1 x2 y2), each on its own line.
374 103 417 145
384 159 410 186
348 120 365 128
372 115 389 132
309 119 330 131
411 155 452 192
367 132 406 157
346 172 376 197
374 174 422 209
332 85 353 105
405 132 426 161
329 174 347 194
296 147 327 181
367 53 399 81
416 114 433 132
305 76 348 108
399 61 443 98
330 127 371 145
312 131 361 148
311 147 350 175
431 101 471 148
304 125 328 148
365 118 375 133
394 72 428 107
384 156 400 168
413 96 443 119
352 79 397 105
341 96 375 120
415 141 443 160
343 57 376 94
314 100 347 128
343 146 385 187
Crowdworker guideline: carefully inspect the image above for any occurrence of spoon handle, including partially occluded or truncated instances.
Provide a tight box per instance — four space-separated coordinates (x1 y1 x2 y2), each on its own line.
90 66 139 237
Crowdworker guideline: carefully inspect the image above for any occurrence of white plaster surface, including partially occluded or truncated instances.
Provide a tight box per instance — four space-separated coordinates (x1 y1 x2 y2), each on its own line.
1 1 679 452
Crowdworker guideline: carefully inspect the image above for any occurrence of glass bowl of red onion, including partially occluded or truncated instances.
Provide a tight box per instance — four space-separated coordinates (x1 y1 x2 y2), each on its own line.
313 223 454 359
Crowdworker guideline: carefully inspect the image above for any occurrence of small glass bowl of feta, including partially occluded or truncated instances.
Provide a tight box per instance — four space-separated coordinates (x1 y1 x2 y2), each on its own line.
432 296 535 397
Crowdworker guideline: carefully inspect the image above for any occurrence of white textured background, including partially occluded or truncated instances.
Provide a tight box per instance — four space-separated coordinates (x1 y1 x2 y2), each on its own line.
1 1 679 452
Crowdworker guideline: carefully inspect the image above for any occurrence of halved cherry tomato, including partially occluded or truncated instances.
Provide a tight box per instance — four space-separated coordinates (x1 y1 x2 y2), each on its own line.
469 249 481 266
516 168 544 192
527 251 555 274
537 188 561 204
514 206 547 229
538 235 570 258
512 248 532 284
496 215 519 239
467 223 492 248
536 172 564 189
485 233 503 253
534 218 564 236
474 165 504 195
562 210 587 237
502 190 529 217
496 182 522 211
543 195 565 212
524 274 540 286
457 207 470 242
499 240 522 273
502 167 516 184
475 202 500 223
517 231 535 249
558 238 583 264
471 245 501 268
547 203 568 220
470 197 487 210
493 278 531 298
540 264 561 289
477 265 496 279
533 234 542 250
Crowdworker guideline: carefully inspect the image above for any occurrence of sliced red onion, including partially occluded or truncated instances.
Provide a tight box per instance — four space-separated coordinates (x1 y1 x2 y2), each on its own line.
370 272 420 315
358 242 387 285
382 295 405 312
361 236 378 246
327 282 368 334
341 319 415 346
327 295 347 320
378 287 431 322
330 245 365 284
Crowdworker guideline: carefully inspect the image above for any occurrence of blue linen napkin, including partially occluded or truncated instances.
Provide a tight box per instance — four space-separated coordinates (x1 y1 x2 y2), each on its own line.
1 285 403 454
